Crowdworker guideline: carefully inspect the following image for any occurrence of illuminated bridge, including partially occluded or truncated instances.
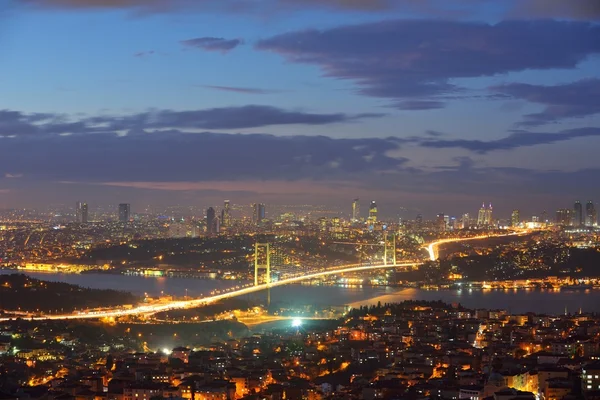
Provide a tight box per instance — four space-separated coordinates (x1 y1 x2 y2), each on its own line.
0 232 527 321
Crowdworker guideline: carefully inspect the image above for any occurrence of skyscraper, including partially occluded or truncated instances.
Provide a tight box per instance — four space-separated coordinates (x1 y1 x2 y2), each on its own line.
461 213 470 229
368 201 377 224
477 203 493 227
118 203 130 222
574 201 583 227
253 203 265 225
556 209 572 226
437 214 446 231
206 207 216 235
511 210 520 227
76 202 88 223
223 200 231 227
485 203 493 226
586 201 597 227
352 198 360 222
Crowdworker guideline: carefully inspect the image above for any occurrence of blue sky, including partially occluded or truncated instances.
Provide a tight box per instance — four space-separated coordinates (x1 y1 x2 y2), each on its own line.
0 0 599 218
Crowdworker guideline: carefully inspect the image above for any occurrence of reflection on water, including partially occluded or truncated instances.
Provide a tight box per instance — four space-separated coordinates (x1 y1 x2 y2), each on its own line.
1 270 598 315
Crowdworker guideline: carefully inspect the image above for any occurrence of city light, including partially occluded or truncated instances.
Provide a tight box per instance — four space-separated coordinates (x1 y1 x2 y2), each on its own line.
292 318 302 328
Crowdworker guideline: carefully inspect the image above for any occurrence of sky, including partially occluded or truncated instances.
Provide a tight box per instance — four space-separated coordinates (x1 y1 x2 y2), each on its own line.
0 0 599 219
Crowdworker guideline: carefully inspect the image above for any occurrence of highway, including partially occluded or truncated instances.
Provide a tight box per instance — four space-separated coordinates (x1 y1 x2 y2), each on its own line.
425 230 530 261
1 232 530 321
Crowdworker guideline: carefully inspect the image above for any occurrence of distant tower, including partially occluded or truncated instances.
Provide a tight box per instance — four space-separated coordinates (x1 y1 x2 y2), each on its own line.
352 198 360 222
574 201 583 227
253 203 265 225
76 202 89 223
223 200 231 227
586 201 596 227
477 203 486 226
437 214 446 231
556 209 572 226
206 207 216 235
118 203 131 223
485 203 493 226
511 210 520 227
461 213 470 229
368 201 377 224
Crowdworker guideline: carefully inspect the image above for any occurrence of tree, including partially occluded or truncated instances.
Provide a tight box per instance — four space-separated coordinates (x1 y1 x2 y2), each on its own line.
106 354 114 371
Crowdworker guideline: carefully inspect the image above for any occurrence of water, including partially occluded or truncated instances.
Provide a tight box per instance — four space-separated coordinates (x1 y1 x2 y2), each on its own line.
1 270 598 315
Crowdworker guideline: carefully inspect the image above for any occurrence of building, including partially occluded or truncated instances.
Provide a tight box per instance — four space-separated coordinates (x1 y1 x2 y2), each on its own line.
437 214 446 231
583 361 600 393
76 202 88 223
368 201 377 224
477 203 493 227
511 210 520 227
206 207 217 235
574 200 583 227
222 200 231 227
556 209 572 226
253 203 265 225
586 200 597 227
352 198 360 222
461 213 470 229
118 203 131 222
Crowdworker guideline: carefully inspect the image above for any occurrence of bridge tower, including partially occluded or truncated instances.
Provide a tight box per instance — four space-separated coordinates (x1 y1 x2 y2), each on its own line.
254 243 271 286
383 233 397 266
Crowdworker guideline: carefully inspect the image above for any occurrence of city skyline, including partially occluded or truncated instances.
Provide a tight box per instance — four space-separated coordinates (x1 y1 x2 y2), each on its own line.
0 0 599 215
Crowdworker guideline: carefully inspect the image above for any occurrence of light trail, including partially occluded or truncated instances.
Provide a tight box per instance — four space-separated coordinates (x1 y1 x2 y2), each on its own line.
1 232 530 321
424 230 531 261
0 262 418 321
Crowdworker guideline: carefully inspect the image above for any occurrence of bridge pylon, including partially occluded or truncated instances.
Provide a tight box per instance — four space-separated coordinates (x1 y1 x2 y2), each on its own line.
383 233 397 266
254 243 271 286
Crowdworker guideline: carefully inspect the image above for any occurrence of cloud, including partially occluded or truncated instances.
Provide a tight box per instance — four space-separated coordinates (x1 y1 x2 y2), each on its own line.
180 37 243 53
420 127 600 153
0 130 406 183
256 20 600 107
492 78 600 126
201 85 282 94
134 50 155 57
17 0 600 20
0 106 382 136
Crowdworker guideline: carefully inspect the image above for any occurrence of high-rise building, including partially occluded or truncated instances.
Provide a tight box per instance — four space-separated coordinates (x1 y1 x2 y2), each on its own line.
477 203 486 226
415 214 423 227
76 202 88 223
206 207 216 235
556 209 572 226
118 203 131 223
485 203 493 226
585 201 597 227
222 200 231 227
253 203 265 225
574 201 583 227
477 203 493 227
437 213 446 231
352 198 360 222
511 210 520 227
461 213 470 229
368 201 377 224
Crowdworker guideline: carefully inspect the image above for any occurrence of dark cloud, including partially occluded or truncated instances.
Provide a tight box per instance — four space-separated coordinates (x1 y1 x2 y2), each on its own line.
257 20 600 107
17 0 600 20
180 37 243 53
492 79 600 126
201 85 282 94
0 106 382 135
421 127 600 153
0 130 406 182
394 100 446 110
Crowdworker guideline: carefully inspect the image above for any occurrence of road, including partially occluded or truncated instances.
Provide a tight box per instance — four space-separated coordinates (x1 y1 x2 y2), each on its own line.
1 232 529 321
425 230 530 261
